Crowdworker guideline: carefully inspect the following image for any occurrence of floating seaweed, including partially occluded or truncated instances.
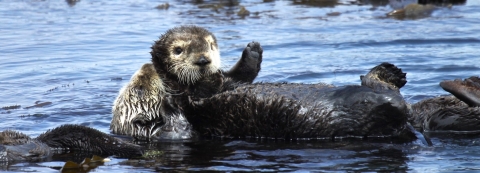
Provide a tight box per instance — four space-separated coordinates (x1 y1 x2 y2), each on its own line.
2 105 21 110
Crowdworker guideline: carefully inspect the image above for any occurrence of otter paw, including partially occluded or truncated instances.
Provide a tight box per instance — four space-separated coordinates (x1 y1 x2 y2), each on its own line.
361 62 407 90
241 41 263 70
440 76 480 107
225 41 263 83
379 62 407 89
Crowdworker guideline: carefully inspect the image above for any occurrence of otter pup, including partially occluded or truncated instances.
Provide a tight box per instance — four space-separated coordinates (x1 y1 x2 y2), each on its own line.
410 76 480 131
183 62 415 140
0 124 143 162
111 63 170 139
111 25 263 140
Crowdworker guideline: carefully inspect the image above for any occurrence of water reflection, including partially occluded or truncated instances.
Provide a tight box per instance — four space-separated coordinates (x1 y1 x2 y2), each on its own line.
116 139 416 171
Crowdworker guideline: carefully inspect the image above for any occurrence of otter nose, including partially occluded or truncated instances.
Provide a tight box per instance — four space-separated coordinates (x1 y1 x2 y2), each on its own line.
195 56 210 66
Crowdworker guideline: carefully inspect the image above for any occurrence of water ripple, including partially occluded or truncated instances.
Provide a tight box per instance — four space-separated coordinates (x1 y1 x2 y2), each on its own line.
1 0 480 172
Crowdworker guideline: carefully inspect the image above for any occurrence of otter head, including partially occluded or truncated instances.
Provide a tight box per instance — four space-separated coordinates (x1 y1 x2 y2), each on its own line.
151 25 221 85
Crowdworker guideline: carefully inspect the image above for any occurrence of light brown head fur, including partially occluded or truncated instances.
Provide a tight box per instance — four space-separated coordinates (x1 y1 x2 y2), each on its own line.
151 25 221 85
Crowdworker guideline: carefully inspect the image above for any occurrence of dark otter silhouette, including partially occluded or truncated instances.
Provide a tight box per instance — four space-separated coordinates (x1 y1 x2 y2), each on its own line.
0 124 143 162
111 25 262 140
410 76 480 131
182 62 415 140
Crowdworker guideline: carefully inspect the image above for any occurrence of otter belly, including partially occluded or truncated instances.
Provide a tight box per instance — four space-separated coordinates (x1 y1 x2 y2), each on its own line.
186 83 413 140
246 83 410 138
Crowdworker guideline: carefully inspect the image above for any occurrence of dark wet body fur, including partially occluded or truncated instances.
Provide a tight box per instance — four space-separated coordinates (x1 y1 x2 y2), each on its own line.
410 76 480 131
185 83 411 139
0 124 143 162
170 62 416 140
155 56 261 140
144 26 415 141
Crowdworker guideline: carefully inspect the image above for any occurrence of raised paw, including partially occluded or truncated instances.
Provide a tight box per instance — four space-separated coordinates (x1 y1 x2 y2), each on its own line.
361 62 407 91
225 41 263 83
241 41 263 71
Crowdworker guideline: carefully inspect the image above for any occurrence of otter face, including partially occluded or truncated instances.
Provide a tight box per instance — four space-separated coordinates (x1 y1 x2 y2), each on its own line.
151 26 221 85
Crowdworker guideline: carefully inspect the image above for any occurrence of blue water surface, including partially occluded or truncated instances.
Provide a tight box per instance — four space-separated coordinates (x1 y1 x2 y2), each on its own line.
1 0 480 172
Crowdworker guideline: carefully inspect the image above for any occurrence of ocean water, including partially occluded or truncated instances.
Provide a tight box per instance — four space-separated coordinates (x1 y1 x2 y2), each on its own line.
1 0 480 172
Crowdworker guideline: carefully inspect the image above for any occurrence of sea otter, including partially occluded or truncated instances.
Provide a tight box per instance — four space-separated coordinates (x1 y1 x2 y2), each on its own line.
111 25 263 140
183 62 416 140
114 48 417 140
410 76 480 131
0 124 143 162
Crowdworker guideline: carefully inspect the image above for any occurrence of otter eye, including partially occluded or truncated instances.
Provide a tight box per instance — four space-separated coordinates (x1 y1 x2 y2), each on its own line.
210 43 214 51
174 47 183 55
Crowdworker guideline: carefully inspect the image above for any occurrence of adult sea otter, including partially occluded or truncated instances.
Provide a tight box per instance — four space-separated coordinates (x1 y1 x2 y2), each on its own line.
111 25 263 140
110 25 416 141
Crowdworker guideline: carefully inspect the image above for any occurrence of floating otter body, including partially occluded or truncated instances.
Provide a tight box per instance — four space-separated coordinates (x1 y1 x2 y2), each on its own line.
0 124 143 162
183 62 415 140
111 25 263 140
111 25 480 139
114 42 417 141
111 25 419 141
410 76 480 131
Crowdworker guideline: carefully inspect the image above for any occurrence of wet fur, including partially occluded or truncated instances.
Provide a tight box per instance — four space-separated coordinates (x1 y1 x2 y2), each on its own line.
186 83 411 139
151 25 222 87
440 76 480 107
111 25 262 140
112 26 414 141
1 124 143 162
111 63 169 139
360 62 407 91
184 62 415 140
410 76 480 131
